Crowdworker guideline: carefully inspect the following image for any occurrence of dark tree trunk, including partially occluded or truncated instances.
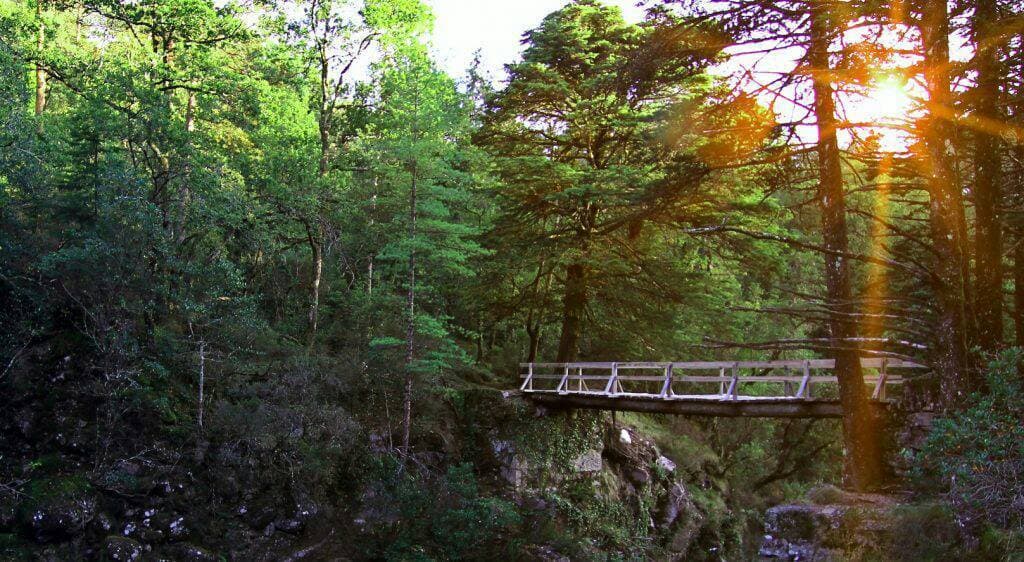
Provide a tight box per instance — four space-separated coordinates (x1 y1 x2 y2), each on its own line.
526 317 541 363
556 262 587 362
402 164 418 456
808 1 885 491
921 0 976 405
35 0 46 120
306 223 323 350
972 0 1004 350
1016 237 1024 347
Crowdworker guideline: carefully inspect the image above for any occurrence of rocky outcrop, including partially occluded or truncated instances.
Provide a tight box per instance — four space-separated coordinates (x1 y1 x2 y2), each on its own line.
103 535 144 561
17 478 97 543
759 486 905 561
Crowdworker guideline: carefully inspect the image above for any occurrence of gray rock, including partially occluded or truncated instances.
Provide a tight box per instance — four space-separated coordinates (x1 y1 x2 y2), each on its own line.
521 544 570 562
0 490 17 531
19 480 97 542
657 483 702 556
492 439 528 489
656 455 676 473
166 543 218 562
657 483 690 529
90 511 115 534
238 501 278 530
759 535 835 561
166 515 189 541
274 516 304 534
628 468 651 486
103 535 143 561
764 504 846 543
572 450 603 473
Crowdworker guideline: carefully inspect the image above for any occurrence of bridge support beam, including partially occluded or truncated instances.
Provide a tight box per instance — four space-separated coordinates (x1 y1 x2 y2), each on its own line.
526 392 891 419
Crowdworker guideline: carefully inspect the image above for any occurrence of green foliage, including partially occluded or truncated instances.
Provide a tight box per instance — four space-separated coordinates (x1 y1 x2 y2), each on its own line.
916 349 1024 535
0 0 922 558
366 459 521 560
511 410 603 476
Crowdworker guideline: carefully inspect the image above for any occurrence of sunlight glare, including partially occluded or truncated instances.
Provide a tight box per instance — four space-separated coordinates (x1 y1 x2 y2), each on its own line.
869 75 914 119
854 74 915 151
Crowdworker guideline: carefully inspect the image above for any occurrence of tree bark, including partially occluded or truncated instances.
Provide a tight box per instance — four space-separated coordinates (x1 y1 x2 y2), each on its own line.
402 163 418 456
972 0 1004 350
34 0 46 120
526 319 541 363
174 90 197 244
920 0 976 405
1016 238 1024 347
306 223 323 350
555 262 587 362
808 1 885 491
197 340 206 430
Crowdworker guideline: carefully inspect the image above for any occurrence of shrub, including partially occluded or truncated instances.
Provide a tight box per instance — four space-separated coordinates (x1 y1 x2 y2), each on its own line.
916 349 1024 545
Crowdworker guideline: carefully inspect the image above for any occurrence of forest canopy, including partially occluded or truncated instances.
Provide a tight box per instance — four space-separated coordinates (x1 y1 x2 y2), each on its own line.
2 0 1024 558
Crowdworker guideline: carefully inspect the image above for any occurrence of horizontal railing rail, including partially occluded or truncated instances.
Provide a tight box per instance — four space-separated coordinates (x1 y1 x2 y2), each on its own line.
518 358 927 402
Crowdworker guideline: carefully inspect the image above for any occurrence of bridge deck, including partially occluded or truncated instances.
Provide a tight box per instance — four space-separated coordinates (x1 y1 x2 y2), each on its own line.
517 358 927 418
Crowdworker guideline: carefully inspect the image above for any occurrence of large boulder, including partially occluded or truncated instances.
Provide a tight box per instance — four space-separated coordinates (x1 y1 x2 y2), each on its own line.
103 535 143 562
764 504 846 543
0 490 17 531
17 477 97 543
760 492 905 560
658 483 703 558
572 449 603 473
165 543 218 561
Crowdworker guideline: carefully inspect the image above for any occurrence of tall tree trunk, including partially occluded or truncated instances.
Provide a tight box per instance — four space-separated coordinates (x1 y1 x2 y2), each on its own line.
972 0 1004 350
525 259 552 362
808 1 885 491
1016 238 1024 347
174 90 197 245
526 315 541 363
197 340 206 430
306 223 323 350
34 0 46 120
402 164 418 456
367 177 378 296
921 0 976 404
555 262 587 362
305 43 332 347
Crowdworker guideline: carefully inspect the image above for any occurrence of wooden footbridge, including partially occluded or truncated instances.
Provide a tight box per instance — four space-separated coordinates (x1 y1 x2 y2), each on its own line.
518 358 926 418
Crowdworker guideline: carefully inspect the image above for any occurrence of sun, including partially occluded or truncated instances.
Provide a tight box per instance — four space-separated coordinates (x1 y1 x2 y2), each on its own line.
847 73 915 151
867 74 914 120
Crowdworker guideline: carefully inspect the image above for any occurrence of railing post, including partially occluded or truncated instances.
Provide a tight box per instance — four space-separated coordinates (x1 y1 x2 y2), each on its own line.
872 358 888 400
719 367 726 394
660 363 674 398
520 363 534 392
726 362 739 400
604 362 619 396
796 360 812 399
557 364 570 394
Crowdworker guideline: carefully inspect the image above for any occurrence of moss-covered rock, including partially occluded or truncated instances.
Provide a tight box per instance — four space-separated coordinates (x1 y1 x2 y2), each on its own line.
102 535 143 561
17 476 96 543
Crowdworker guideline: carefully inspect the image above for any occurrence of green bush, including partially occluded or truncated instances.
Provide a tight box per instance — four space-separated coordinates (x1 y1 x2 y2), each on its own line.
371 460 522 560
916 349 1024 550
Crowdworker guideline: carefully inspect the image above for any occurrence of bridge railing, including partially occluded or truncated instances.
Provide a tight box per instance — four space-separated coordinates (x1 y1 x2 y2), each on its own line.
519 358 927 402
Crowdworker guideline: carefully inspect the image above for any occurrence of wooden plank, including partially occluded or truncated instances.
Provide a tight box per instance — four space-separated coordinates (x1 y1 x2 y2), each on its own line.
727 363 739 400
872 359 888 400
556 365 570 395
521 358 926 370
526 392 872 418
603 362 619 396
660 363 674 398
519 363 534 392
520 373 905 383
